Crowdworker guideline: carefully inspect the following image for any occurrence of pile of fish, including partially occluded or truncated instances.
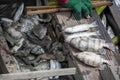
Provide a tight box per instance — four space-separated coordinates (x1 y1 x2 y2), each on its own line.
63 21 112 67
0 3 69 80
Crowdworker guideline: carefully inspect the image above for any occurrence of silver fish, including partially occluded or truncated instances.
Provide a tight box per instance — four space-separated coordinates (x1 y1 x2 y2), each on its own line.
115 0 120 7
49 60 61 79
20 19 34 32
64 21 97 33
26 41 45 55
1 18 13 23
7 27 22 39
33 60 50 71
76 52 109 67
69 37 108 52
32 24 47 39
26 15 39 25
1 18 13 28
14 3 24 21
11 38 24 52
30 45 45 55
65 31 100 42
12 56 21 71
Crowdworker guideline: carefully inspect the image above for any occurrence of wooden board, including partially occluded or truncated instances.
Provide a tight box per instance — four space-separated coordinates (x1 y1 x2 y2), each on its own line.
0 68 76 80
53 10 119 80
107 0 120 37
0 26 20 74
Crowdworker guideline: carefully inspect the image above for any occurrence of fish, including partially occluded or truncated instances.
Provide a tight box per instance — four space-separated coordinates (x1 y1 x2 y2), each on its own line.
25 40 45 55
33 60 50 80
11 38 24 52
115 0 120 7
32 24 47 39
63 21 97 33
7 27 22 39
33 60 50 71
13 3 24 21
31 54 56 66
37 14 52 23
68 37 109 52
76 52 109 67
20 19 34 32
30 45 45 55
4 32 16 46
24 15 40 25
1 18 13 28
49 60 61 79
12 56 21 71
65 31 100 42
1 18 13 23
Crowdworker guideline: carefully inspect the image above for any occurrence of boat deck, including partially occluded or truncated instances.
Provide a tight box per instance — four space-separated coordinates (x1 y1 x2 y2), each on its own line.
54 11 119 80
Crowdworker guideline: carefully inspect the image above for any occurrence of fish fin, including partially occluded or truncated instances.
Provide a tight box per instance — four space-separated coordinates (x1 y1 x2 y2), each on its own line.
98 63 107 70
104 43 115 52
1 18 13 23
99 49 106 55
89 21 98 28
14 3 24 21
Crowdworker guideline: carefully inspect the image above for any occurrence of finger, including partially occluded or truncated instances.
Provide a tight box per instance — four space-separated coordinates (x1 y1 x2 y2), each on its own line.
73 4 82 20
88 6 93 17
75 11 82 20
83 0 93 17
82 5 90 16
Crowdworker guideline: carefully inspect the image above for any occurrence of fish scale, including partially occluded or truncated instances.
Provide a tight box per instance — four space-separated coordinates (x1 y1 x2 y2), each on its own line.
64 21 97 33
69 37 108 52
76 52 109 67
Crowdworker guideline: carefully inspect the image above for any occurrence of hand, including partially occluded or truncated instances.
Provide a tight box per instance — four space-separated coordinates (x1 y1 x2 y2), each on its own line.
65 0 93 20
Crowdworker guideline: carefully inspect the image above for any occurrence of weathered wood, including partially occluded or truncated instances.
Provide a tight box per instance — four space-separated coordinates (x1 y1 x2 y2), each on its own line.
26 5 59 10
0 26 19 73
100 66 115 80
100 66 120 80
26 1 112 10
0 68 76 80
109 66 120 80
27 8 72 15
26 1 112 15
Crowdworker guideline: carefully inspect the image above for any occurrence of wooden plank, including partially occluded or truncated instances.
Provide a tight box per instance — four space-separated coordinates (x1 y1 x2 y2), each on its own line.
54 11 100 80
108 0 120 37
99 66 115 80
0 68 76 80
109 66 120 80
0 26 19 73
26 1 112 10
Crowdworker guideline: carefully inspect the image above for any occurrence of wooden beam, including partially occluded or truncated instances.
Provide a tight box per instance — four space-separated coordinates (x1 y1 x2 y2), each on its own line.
26 1 112 15
0 68 76 80
26 1 112 10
